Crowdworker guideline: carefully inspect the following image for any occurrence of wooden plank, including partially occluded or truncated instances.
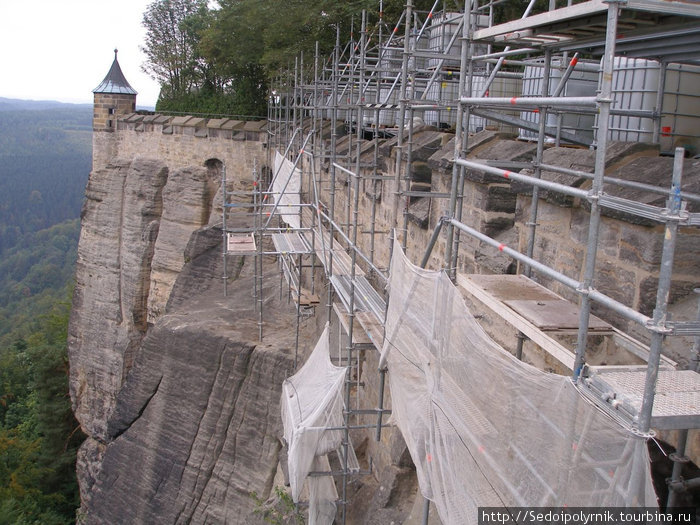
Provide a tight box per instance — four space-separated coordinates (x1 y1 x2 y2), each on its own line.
503 299 612 332
226 233 256 254
467 274 560 302
356 311 384 351
296 288 320 306
457 274 576 371
332 303 373 345
611 329 677 368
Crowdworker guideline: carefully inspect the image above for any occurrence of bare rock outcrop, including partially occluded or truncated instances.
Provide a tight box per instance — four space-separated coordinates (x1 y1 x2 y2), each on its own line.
147 165 219 323
69 156 316 523
82 226 305 524
69 158 168 440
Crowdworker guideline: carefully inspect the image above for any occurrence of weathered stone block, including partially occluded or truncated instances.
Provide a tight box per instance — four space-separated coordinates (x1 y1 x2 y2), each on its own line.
638 276 697 317
594 259 637 308
618 224 664 270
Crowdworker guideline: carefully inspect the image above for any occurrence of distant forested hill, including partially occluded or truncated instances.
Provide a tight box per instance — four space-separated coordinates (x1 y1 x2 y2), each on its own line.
0 100 92 253
0 99 89 523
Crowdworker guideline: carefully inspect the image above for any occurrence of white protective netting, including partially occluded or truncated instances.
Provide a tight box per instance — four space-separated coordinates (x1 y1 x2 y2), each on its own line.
271 151 301 229
380 240 657 525
281 325 359 525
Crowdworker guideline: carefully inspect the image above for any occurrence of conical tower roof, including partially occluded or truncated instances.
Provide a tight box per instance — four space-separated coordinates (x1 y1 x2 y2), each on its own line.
93 49 137 95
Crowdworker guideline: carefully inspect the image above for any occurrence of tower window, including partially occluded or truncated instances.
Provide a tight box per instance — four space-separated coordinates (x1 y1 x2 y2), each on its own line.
108 108 116 115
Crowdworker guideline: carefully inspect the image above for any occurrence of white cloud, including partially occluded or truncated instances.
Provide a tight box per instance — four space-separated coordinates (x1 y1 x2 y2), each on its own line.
0 0 161 107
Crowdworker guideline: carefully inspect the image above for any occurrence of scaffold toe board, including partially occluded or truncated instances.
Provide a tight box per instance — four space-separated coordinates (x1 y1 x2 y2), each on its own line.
226 233 256 254
332 303 373 346
582 366 700 430
294 289 320 306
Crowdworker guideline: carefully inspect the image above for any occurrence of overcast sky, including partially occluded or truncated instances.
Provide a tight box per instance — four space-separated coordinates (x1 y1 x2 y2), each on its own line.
0 0 161 108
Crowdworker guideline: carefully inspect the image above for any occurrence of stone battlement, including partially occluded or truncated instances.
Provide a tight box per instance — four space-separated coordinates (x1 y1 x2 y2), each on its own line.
92 113 267 173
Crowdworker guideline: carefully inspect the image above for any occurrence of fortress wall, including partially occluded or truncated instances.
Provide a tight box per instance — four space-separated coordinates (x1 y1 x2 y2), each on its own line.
95 115 268 184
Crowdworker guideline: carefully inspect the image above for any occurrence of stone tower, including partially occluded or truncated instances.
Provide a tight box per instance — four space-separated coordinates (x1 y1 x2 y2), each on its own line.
92 49 137 170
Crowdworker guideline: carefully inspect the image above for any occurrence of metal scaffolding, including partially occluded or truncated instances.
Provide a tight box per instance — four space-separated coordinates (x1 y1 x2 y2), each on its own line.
236 0 700 521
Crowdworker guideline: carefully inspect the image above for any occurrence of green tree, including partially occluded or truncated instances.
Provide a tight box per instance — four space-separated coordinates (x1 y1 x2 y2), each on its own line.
141 0 210 98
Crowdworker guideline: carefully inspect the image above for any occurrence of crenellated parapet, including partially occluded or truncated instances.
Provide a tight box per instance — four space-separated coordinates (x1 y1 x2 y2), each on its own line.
117 113 267 141
92 113 268 174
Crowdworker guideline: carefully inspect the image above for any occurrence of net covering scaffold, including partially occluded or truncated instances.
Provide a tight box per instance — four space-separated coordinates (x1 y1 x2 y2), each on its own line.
380 240 656 525
281 325 359 524
272 151 301 229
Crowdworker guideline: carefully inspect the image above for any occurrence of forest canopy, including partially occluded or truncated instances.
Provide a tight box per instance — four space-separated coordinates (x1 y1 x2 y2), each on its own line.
142 0 568 116
142 0 468 116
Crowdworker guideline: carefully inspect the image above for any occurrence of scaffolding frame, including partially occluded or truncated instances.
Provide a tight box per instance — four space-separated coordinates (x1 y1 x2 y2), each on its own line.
237 0 700 521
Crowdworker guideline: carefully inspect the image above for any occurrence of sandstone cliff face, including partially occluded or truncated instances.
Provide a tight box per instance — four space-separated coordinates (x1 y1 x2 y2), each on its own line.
85 228 303 523
147 165 219 323
69 158 169 439
68 156 311 522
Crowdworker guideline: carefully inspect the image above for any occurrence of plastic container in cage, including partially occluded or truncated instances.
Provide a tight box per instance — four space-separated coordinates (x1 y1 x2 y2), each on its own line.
471 74 523 134
424 79 460 128
607 57 700 154
409 32 429 72
518 57 599 144
378 83 400 127
428 12 487 70
379 46 403 80
423 74 522 132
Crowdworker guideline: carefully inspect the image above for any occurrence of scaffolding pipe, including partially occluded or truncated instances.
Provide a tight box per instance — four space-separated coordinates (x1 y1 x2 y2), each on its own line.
375 367 387 441
523 48 551 277
460 95 597 107
401 105 416 251
449 2 477 277
454 158 589 200
638 147 685 433
342 13 368 517
421 216 446 269
517 48 552 360
572 2 620 381
369 0 384 267
391 0 413 240
444 1 473 278
327 26 341 326
552 53 580 97
538 163 700 204
444 217 657 329
471 47 538 61
222 163 228 297
667 292 700 508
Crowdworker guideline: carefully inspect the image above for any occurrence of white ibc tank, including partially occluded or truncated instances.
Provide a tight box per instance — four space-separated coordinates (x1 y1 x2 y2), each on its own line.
409 32 429 72
379 83 399 126
424 74 523 132
518 58 599 144
428 12 487 70
424 79 460 128
607 57 700 154
468 74 523 133
379 46 403 79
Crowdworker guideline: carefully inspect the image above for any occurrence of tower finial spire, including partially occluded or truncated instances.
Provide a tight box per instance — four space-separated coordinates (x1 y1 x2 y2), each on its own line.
93 49 137 95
